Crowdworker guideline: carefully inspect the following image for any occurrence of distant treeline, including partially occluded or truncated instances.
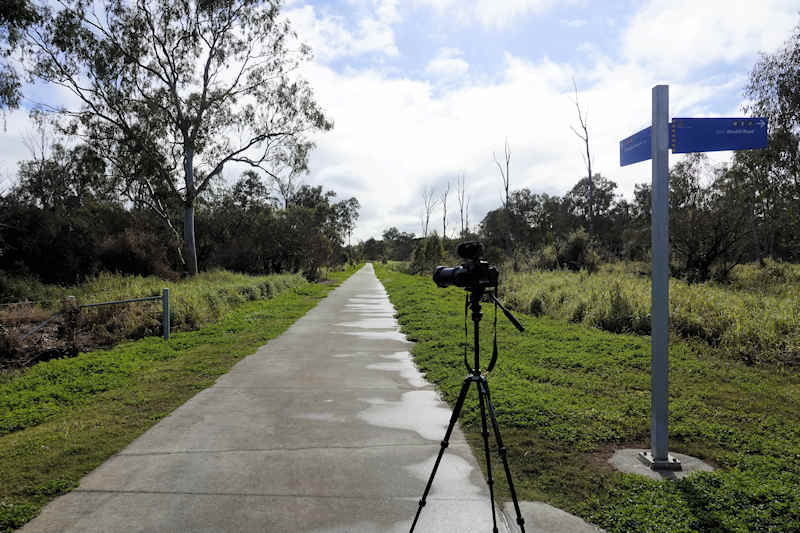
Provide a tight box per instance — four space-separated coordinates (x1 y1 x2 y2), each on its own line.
0 147 359 289
362 25 800 283
363 148 799 283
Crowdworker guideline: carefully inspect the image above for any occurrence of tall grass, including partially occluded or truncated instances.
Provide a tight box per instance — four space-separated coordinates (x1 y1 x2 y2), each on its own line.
77 270 305 330
1 270 307 367
0 268 358 530
375 265 800 533
501 260 800 366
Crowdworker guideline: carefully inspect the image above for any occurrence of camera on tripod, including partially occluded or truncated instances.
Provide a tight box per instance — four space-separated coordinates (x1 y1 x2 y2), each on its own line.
433 241 499 289
412 240 528 532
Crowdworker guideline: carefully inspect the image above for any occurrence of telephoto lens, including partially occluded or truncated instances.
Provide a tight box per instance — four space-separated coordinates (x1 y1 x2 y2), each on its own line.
433 265 465 288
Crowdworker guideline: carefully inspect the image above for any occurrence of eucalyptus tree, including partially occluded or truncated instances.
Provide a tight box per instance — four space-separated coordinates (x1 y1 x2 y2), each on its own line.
1 0 39 110
26 0 332 274
742 20 800 260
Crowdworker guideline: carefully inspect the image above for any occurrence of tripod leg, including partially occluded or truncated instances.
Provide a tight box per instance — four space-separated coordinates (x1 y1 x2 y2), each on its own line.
410 376 472 533
478 382 500 533
479 378 526 533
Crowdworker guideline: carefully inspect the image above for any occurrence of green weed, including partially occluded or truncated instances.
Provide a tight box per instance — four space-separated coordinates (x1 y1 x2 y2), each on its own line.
0 266 358 531
1 270 308 368
374 265 800 533
501 263 800 366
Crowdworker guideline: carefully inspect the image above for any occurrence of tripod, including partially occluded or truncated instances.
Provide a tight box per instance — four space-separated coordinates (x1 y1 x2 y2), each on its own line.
410 285 527 533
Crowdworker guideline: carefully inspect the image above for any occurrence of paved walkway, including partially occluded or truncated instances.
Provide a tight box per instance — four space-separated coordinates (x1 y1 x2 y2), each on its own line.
22 265 515 532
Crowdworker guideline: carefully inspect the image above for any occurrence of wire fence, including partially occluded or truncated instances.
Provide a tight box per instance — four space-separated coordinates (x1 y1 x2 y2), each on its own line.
0 289 171 370
19 289 170 341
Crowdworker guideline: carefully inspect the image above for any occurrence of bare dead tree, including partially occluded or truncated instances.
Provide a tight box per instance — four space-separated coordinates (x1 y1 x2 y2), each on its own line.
493 138 511 209
465 195 471 235
440 181 450 238
570 78 594 232
456 173 466 237
421 186 439 238
22 126 50 163
271 165 302 208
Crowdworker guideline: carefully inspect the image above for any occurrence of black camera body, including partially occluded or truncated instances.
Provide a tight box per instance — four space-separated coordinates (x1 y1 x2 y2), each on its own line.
433 241 499 289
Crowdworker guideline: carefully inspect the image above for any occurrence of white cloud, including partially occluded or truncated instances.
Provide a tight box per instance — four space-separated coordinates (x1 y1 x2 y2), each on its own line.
297 40 764 241
0 109 31 191
415 0 559 29
296 55 606 239
5 0 793 245
285 1 401 61
425 48 469 79
622 0 798 78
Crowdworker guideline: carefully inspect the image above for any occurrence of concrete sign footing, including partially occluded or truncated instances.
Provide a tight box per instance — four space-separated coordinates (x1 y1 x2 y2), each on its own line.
637 450 682 471
609 448 714 481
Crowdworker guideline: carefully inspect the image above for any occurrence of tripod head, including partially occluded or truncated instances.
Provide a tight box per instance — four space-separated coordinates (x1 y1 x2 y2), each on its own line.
432 241 524 375
433 242 499 289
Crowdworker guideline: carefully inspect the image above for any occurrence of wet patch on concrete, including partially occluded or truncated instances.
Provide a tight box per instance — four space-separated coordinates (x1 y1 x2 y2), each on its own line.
336 318 398 329
348 297 391 304
367 351 427 388
405 452 484 498
343 330 409 342
357 390 451 441
345 303 395 313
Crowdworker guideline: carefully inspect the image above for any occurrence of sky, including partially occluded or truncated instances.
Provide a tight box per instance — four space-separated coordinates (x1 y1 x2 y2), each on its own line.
1 0 798 242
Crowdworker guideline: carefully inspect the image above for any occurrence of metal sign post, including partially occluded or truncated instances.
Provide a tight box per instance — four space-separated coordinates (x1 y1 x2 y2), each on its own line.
618 86 768 471
641 85 680 470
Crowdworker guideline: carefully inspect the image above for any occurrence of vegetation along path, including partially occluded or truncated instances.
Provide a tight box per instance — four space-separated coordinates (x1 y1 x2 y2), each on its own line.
374 264 800 532
1 268 352 531
13 264 580 532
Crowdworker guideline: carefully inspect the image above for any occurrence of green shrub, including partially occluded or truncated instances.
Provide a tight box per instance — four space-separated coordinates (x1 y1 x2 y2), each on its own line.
0 501 38 531
570 301 587 323
559 229 599 273
374 264 800 533
727 258 800 294
410 235 445 275
529 296 544 316
532 244 561 270
0 274 63 304
594 283 635 333
501 261 799 365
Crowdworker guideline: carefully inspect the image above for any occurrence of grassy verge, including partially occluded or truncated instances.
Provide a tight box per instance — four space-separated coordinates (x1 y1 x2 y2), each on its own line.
501 261 799 366
0 266 359 531
1 270 310 369
374 265 800 532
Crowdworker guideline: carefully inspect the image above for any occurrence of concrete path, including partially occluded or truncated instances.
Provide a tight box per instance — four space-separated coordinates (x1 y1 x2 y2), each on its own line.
22 264 515 532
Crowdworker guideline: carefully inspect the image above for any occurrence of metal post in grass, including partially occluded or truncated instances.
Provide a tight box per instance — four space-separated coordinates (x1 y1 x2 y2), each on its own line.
620 86 767 471
641 85 681 470
162 288 170 341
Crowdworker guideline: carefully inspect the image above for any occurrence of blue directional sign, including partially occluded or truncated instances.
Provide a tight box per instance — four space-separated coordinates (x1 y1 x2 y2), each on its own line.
671 117 768 153
620 126 651 166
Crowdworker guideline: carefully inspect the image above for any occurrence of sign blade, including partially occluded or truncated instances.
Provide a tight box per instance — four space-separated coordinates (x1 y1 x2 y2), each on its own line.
671 118 768 153
620 126 652 166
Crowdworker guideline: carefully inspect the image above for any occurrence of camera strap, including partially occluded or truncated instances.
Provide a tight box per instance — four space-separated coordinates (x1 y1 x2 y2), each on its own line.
463 293 471 372
487 286 499 373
